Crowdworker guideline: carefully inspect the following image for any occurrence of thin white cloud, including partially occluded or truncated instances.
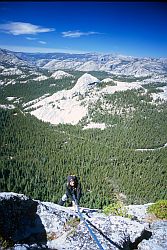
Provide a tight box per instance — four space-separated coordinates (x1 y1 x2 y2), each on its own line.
0 22 55 35
62 30 100 38
26 37 47 44
38 41 47 44
26 37 37 40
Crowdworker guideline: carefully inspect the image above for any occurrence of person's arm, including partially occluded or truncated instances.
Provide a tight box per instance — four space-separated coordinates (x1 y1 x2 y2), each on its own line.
66 185 73 201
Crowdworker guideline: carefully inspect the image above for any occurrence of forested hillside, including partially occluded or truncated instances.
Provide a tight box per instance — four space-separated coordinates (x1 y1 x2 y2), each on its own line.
0 80 167 208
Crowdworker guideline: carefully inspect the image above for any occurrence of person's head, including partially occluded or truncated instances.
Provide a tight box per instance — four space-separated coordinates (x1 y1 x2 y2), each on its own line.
67 175 78 187
69 179 75 187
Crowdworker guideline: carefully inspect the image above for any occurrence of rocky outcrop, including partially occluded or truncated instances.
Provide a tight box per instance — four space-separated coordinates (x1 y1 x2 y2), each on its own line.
138 221 167 250
71 73 100 94
0 192 166 250
50 70 74 80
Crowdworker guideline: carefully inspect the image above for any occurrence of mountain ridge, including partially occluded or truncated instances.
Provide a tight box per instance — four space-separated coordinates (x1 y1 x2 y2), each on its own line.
1 48 167 77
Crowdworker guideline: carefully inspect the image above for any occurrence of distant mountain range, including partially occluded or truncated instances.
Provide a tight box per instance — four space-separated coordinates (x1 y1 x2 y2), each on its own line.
0 48 167 77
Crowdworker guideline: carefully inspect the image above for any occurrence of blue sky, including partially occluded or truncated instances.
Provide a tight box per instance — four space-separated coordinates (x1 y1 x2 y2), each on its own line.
0 1 167 58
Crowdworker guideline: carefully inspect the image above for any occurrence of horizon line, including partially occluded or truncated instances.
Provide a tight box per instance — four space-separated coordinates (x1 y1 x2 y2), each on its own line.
0 45 166 59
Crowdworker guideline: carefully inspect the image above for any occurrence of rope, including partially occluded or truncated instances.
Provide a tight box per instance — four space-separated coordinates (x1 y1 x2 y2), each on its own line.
73 196 105 250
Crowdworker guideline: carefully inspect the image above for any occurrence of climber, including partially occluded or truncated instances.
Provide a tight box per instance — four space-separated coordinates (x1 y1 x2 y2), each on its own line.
58 175 82 211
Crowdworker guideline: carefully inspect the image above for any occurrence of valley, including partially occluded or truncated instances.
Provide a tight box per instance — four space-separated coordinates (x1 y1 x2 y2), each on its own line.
0 48 167 208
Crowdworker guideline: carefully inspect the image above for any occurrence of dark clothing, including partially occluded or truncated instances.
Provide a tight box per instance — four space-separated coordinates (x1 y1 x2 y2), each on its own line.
65 181 82 205
58 175 82 206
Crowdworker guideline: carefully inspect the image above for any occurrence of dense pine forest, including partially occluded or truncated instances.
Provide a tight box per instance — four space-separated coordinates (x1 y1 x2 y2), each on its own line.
0 70 167 208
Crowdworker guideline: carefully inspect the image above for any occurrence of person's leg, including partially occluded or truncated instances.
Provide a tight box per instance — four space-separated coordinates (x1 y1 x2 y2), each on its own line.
58 194 67 206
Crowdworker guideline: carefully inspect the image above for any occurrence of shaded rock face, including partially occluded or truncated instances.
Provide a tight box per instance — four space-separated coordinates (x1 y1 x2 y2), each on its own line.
0 193 47 248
